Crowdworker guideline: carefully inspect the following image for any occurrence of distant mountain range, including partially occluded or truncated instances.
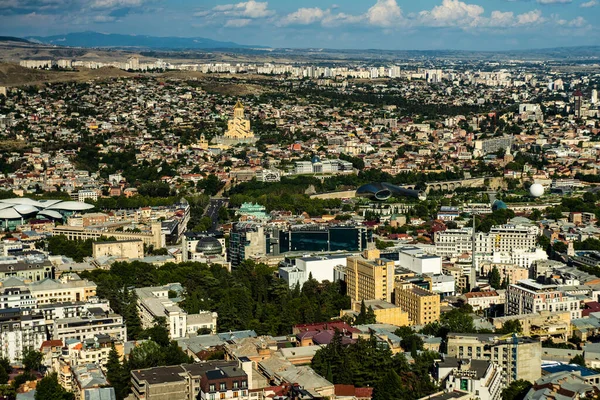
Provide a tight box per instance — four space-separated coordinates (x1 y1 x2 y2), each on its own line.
26 31 262 50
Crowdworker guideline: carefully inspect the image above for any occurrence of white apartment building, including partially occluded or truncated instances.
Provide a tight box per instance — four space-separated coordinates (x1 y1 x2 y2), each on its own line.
506 279 581 320
438 358 504 400
53 313 127 342
136 284 217 339
0 310 47 363
0 285 36 309
435 228 473 258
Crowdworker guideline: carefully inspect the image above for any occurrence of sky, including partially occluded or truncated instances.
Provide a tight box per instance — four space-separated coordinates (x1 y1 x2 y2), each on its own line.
0 0 598 51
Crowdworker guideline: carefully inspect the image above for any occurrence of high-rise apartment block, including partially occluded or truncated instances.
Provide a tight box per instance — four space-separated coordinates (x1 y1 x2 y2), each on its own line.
346 249 395 304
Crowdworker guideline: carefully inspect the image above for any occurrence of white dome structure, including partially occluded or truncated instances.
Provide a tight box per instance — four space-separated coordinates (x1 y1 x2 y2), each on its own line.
0 198 94 230
529 183 544 198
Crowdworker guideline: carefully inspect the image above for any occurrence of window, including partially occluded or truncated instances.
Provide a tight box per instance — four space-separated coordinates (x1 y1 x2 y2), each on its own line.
220 394 225 400
220 383 226 391
233 381 238 389
209 384 216 392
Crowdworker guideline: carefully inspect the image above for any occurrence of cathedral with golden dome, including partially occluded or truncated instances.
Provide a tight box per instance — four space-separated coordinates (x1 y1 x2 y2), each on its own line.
214 100 257 148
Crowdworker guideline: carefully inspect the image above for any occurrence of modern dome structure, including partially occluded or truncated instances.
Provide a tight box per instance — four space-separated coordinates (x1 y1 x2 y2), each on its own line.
0 198 94 230
492 200 508 211
529 183 544 198
356 182 426 201
195 236 223 256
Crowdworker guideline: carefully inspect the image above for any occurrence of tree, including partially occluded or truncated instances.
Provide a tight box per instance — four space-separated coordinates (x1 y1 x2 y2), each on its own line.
106 346 130 400
501 379 532 400
0 357 10 375
22 349 42 372
570 354 586 366
0 367 8 385
488 266 501 289
35 373 74 400
497 320 522 335
372 369 405 400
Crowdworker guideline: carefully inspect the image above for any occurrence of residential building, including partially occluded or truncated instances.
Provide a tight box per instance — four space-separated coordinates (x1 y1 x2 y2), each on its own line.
278 254 348 288
446 333 541 384
346 249 395 304
506 279 581 320
0 309 47 363
0 260 54 281
394 281 440 326
436 358 505 400
52 313 127 342
136 283 217 339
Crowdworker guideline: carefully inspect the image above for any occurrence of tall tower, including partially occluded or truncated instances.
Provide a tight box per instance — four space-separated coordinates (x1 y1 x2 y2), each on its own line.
234 100 245 119
592 89 598 105
573 90 583 118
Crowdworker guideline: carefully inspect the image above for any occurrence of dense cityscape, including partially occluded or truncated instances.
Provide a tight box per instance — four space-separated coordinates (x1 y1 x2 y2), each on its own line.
2 19 600 400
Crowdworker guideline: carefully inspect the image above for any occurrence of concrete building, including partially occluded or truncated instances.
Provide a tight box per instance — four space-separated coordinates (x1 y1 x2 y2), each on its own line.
0 260 54 281
349 299 409 326
436 358 505 400
506 279 581 320
463 290 505 312
346 248 395 304
53 313 127 342
228 223 266 267
446 333 541 384
0 309 47 363
394 281 440 326
278 254 348 288
51 222 165 249
136 283 217 339
92 240 144 260
27 273 97 305
395 246 442 275
130 361 249 400
480 263 528 286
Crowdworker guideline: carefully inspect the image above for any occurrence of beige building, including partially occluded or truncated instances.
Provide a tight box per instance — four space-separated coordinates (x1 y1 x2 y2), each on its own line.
491 311 571 341
446 333 541 384
92 240 144 260
346 249 395 304
345 299 409 326
51 221 165 248
394 281 440 326
29 273 96 305
480 262 528 286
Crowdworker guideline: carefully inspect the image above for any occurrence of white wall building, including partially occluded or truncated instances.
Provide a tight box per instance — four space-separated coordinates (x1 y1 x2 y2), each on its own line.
506 279 581 320
278 254 348 288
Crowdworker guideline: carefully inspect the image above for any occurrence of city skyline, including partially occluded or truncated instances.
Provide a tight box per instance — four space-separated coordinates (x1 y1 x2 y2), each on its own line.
0 0 598 51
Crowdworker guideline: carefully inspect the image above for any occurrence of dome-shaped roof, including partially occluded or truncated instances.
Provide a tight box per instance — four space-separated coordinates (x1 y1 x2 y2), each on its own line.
195 237 222 255
492 200 508 211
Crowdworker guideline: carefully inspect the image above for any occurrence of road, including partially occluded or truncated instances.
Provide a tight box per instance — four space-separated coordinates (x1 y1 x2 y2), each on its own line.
204 197 228 232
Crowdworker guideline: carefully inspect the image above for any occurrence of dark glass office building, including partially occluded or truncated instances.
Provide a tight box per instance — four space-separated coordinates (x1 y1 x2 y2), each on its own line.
277 225 371 254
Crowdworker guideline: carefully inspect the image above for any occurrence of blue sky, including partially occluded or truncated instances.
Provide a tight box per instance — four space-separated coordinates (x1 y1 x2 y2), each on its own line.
0 0 597 50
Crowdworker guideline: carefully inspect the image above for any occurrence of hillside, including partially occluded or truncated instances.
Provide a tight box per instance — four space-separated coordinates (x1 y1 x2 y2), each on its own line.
0 63 132 87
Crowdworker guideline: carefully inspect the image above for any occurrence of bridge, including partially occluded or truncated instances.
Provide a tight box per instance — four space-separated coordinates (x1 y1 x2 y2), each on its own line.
402 177 488 193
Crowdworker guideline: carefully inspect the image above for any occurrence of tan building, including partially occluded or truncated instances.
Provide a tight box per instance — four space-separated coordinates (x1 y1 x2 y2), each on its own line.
29 273 96 305
446 333 541 384
346 249 395 304
394 281 440 326
491 311 571 341
92 240 144 260
345 299 409 326
225 101 254 140
480 262 528 286
51 221 165 248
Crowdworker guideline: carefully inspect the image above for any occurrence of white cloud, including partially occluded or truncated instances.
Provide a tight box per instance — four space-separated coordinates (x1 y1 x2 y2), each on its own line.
279 7 325 25
366 0 403 27
515 9 544 25
206 0 274 18
567 16 587 26
224 18 251 27
418 0 485 28
580 0 597 7
536 0 571 3
89 0 144 9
